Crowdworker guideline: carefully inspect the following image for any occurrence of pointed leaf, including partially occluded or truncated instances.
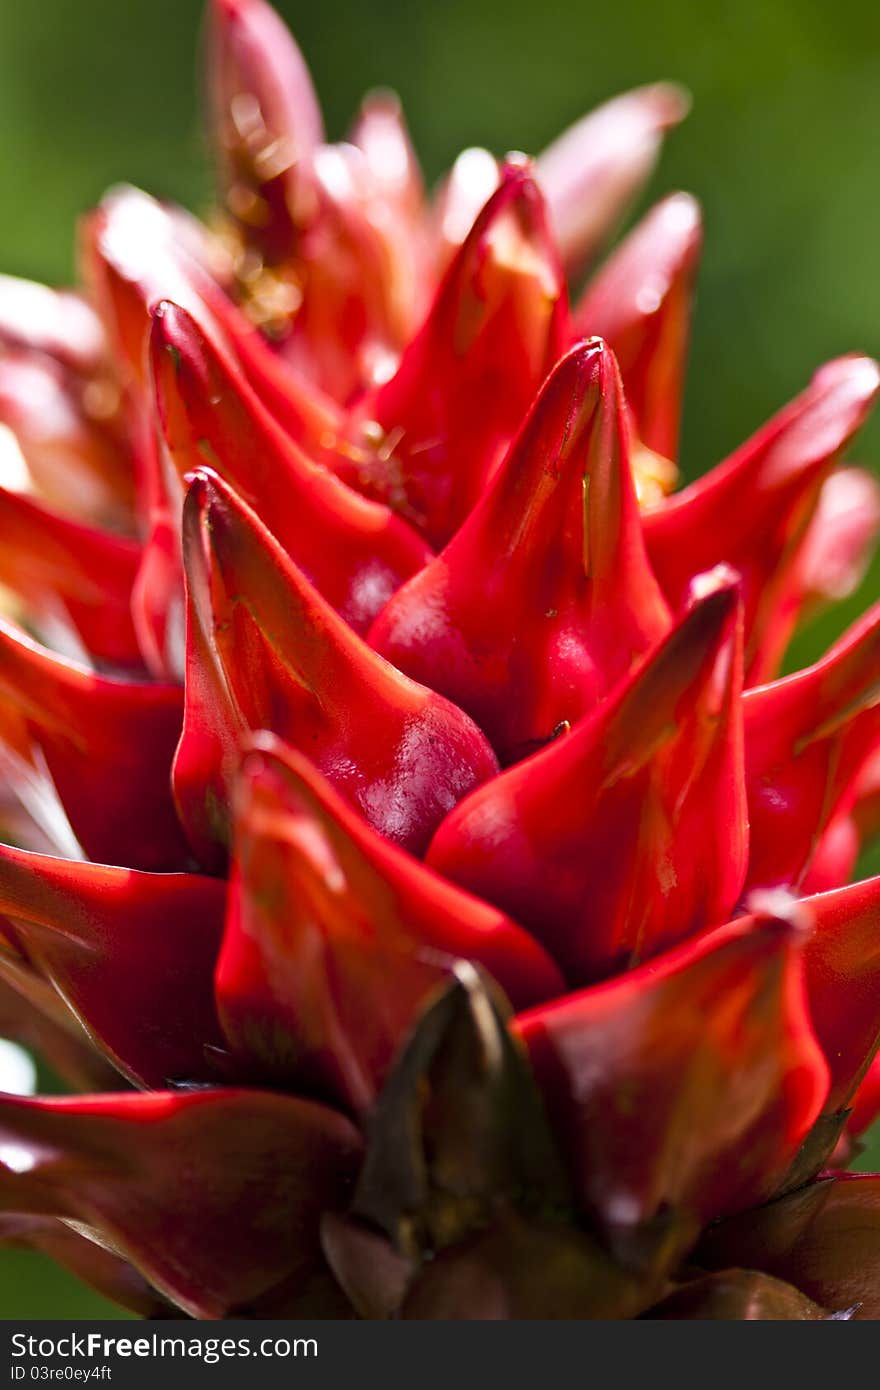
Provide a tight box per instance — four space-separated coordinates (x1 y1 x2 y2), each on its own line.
427 573 746 983
369 339 670 763
150 300 431 632
537 83 690 277
645 356 880 682
0 844 225 1088
0 1089 360 1319
354 162 570 547
175 470 498 868
574 192 701 470
514 906 829 1238
217 735 564 1111
0 618 188 870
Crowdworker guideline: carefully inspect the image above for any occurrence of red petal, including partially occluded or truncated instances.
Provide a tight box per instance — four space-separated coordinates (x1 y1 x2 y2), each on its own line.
0 275 105 376
354 162 571 547
369 339 670 763
0 972 117 1093
217 735 564 1112
349 90 426 232
799 875 880 1110
0 350 133 531
174 470 499 869
644 356 880 682
206 0 323 268
574 192 701 463
432 148 500 264
0 619 188 870
0 844 225 1088
799 813 859 896
150 300 431 632
427 572 746 983
0 1089 360 1318
698 1174 880 1319
743 602 880 893
514 906 829 1236
797 467 880 610
0 1214 172 1318
537 84 690 278
0 487 142 669
850 1051 880 1136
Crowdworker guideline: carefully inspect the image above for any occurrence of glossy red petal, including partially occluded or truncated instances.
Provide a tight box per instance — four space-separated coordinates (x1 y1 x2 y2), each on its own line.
349 90 426 232
797 467 880 610
744 602 880 893
354 163 571 547
150 300 431 632
644 356 880 683
174 470 498 870
0 844 225 1088
0 350 133 531
799 813 859 896
698 1174 880 1320
217 735 564 1112
427 573 745 983
514 906 829 1237
0 1089 360 1319
574 192 701 468
537 83 690 278
0 619 188 870
0 275 105 377
206 0 323 269
369 339 670 763
0 486 142 669
798 875 880 1111
274 142 424 402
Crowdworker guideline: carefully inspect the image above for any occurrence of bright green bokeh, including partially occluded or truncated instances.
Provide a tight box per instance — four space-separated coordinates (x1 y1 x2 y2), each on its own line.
0 0 879 1317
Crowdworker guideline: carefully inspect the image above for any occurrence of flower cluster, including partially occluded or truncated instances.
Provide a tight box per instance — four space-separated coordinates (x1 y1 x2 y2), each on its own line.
0 0 879 1320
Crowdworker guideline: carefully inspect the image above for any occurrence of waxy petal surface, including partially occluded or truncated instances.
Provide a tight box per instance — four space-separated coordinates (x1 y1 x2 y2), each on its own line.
174 471 498 869
644 356 880 682
0 845 225 1089
0 619 188 870
515 909 829 1236
0 1089 361 1319
217 736 564 1112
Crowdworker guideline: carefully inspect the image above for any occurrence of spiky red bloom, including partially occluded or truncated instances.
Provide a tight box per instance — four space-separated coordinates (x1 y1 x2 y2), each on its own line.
0 0 879 1321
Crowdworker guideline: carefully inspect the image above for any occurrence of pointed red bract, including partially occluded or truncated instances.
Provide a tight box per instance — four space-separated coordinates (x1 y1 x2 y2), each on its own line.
644 356 880 682
150 301 431 632
537 83 690 277
698 1174 880 1320
427 573 746 983
0 618 188 870
0 1089 361 1319
216 735 565 1113
744 602 880 893
515 906 829 1236
0 844 225 1088
574 193 701 468
369 340 670 763
0 487 142 669
174 470 499 870
206 0 323 267
353 163 571 547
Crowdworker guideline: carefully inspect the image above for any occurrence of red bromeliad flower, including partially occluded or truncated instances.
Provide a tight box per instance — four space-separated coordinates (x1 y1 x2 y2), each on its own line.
1 0 880 1321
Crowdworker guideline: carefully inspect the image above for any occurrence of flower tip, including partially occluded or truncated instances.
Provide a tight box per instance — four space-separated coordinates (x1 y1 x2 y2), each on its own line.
687 563 742 608
644 81 692 128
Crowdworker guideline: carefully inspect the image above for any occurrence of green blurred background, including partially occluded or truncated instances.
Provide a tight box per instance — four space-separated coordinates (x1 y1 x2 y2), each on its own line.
0 0 879 1316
